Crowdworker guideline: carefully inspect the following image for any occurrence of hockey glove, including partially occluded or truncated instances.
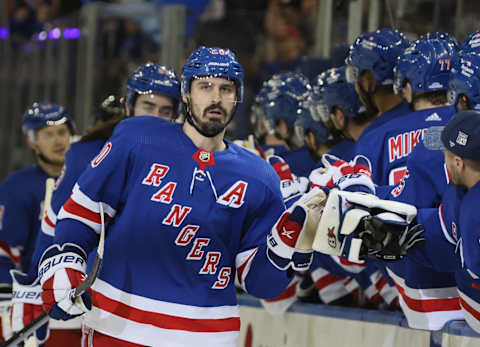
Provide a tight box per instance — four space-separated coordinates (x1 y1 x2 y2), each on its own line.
267 155 309 205
309 154 375 194
361 216 425 261
267 188 327 271
312 190 424 262
10 270 49 343
38 243 91 321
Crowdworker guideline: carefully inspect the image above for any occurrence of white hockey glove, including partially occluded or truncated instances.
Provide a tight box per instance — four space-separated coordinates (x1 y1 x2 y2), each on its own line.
312 190 425 263
10 270 49 343
38 243 91 321
267 188 327 271
267 155 309 205
309 154 375 194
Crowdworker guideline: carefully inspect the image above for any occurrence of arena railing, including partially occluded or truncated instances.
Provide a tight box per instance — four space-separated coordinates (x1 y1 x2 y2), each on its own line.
237 293 480 347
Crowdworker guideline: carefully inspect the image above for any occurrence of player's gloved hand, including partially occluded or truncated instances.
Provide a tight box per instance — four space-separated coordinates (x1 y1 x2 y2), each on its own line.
267 188 327 271
267 155 309 205
10 270 49 343
309 154 351 189
38 243 91 321
312 190 423 263
309 154 375 194
361 216 425 261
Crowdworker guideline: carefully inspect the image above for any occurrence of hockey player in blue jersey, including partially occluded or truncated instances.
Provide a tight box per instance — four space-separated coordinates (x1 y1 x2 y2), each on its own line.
260 72 318 177
35 46 330 347
342 38 462 330
310 66 372 160
357 37 456 187
385 51 480 207
0 102 74 343
9 63 182 346
346 28 411 140
401 110 480 333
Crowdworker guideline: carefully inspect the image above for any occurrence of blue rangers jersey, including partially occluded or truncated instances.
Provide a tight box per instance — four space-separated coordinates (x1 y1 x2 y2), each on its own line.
0 165 51 283
384 142 450 206
52 116 290 346
408 183 480 333
328 139 355 162
355 105 454 186
281 145 317 178
359 102 411 140
32 139 106 274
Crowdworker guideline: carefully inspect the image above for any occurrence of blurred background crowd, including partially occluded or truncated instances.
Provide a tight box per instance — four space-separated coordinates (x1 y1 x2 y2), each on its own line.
1 0 480 182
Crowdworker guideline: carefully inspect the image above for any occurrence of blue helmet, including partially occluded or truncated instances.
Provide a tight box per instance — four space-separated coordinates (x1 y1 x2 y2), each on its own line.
393 39 458 96
345 28 410 85
250 79 277 137
460 30 480 55
420 32 459 50
312 66 366 124
448 53 480 111
126 63 181 107
181 46 244 102
23 102 75 135
261 72 312 132
294 108 330 144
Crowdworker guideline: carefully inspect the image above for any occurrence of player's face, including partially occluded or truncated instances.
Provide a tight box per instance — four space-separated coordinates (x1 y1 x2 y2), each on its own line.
132 94 175 120
187 77 237 136
33 124 71 165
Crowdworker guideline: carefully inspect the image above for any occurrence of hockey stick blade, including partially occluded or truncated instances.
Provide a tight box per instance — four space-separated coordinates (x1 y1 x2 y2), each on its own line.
1 203 106 347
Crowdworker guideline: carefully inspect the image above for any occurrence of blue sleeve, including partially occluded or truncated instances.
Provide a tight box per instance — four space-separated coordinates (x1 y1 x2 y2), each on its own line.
388 150 443 208
53 138 133 256
406 207 461 272
238 169 291 299
459 206 480 278
31 143 103 273
354 135 385 186
0 183 31 284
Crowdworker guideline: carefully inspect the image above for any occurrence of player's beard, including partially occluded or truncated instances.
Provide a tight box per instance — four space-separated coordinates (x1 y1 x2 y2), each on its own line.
187 102 235 138
356 84 379 116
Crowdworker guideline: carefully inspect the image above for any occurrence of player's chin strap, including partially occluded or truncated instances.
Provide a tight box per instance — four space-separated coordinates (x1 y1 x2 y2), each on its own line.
1 203 106 347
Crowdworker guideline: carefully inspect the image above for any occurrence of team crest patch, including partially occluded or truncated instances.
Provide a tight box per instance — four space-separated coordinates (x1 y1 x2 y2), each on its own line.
192 149 215 171
327 227 337 248
91 142 112 168
199 151 210 162
456 131 468 146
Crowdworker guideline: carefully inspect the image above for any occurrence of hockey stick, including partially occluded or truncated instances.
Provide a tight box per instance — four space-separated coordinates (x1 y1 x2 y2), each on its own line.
1 203 106 347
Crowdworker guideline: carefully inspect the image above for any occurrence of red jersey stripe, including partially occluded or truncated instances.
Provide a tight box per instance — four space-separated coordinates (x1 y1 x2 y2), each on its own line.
91 290 240 333
63 198 112 225
394 280 460 313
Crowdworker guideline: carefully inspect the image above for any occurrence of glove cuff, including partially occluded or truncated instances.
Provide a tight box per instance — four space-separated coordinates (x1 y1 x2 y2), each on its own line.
38 243 87 285
12 282 42 305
